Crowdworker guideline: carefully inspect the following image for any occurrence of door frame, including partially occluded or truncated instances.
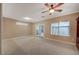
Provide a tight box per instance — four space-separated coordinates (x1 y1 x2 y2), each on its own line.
76 16 79 49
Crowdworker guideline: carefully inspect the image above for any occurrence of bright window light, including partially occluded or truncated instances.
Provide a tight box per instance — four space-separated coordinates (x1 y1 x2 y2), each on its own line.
16 22 28 26
51 21 70 36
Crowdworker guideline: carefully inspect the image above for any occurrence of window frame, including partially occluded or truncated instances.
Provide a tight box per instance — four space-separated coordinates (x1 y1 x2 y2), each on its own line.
50 21 70 36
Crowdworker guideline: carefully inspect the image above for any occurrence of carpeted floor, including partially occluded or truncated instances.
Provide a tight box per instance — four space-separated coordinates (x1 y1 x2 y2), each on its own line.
1 36 79 55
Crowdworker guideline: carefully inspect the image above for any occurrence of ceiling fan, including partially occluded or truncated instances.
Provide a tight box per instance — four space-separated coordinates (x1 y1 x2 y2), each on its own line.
41 3 64 15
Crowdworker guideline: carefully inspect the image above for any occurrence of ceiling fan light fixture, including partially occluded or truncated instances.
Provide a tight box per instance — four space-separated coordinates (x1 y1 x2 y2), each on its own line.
49 9 54 13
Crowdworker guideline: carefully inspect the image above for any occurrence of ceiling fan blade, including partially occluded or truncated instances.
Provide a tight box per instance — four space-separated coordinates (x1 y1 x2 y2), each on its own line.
49 13 52 15
55 9 63 12
53 3 64 8
41 10 49 13
44 3 50 8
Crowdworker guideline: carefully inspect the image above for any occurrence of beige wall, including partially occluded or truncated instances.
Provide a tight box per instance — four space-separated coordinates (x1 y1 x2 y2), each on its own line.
0 3 2 54
2 17 33 39
2 12 79 44
34 12 79 43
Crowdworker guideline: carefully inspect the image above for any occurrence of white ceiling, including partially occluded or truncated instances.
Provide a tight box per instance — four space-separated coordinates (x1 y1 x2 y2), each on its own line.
2 3 79 23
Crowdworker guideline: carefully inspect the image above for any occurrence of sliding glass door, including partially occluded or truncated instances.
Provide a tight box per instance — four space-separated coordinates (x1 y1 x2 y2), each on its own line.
35 24 44 37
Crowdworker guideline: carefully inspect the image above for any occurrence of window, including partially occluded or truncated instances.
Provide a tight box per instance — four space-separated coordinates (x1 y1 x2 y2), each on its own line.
59 22 70 36
51 23 58 35
51 21 70 36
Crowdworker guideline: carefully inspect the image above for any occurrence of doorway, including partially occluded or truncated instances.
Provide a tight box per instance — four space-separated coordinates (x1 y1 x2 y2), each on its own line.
76 16 79 49
35 24 44 37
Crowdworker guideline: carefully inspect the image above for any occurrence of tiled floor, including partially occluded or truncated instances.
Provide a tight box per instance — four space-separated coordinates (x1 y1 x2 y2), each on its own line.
1 36 79 55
